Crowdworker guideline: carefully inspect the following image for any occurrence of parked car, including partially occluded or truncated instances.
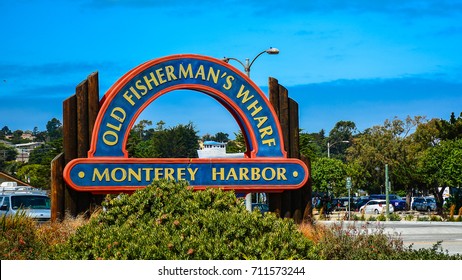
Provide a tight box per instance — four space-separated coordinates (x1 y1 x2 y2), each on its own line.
354 197 370 211
369 194 407 211
412 197 437 212
359 199 394 214
0 182 51 222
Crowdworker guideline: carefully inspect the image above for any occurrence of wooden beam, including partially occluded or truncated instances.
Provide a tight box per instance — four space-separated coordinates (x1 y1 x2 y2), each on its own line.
51 153 64 221
87 72 100 144
63 95 78 216
76 80 89 158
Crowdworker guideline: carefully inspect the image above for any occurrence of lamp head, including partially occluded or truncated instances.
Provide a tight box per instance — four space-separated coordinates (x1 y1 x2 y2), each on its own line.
266 47 279 55
222 57 230 63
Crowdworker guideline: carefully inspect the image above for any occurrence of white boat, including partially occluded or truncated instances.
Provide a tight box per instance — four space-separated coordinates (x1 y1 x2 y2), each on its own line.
197 141 244 158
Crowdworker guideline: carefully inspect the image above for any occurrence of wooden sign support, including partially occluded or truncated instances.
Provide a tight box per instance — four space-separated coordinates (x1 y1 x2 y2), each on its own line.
268 77 313 223
51 72 102 220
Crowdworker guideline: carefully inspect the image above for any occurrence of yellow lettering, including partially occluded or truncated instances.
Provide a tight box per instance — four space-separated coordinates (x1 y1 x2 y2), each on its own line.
254 116 268 128
225 168 238 181
128 168 141 182
164 168 175 180
262 167 276 181
251 168 261 180
262 138 276 146
177 167 185 180
236 85 254 103
111 168 126 182
179 63 193 79
223 75 234 90
207 67 219 84
143 72 159 89
239 168 249 180
129 86 141 100
195 65 206 80
212 168 225 181
123 90 135 106
247 100 263 116
165 65 177 81
187 168 198 181
155 68 167 84
277 168 287 180
102 130 118 146
143 167 153 182
110 107 126 123
135 79 148 96
154 168 163 180
92 168 109 181
259 125 273 138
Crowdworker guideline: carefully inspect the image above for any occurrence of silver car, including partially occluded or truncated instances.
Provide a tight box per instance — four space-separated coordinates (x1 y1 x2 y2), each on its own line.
0 183 51 222
360 199 394 214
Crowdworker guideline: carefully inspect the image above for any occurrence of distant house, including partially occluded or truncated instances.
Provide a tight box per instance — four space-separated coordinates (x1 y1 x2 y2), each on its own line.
14 142 44 163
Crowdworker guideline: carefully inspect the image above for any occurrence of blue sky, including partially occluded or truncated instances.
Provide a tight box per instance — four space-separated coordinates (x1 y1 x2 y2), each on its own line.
1 0 461 138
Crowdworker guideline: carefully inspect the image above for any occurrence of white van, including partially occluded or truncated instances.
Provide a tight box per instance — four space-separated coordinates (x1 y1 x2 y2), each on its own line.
0 182 51 222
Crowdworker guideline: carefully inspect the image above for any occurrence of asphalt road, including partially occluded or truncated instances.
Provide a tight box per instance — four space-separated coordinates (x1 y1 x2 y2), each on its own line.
320 220 462 255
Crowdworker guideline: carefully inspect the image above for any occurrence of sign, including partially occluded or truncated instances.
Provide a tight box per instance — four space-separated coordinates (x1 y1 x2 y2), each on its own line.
63 54 309 193
346 177 352 189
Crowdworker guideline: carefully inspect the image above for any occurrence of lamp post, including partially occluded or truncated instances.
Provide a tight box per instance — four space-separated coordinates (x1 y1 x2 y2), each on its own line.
327 140 349 158
222 47 279 211
222 47 279 78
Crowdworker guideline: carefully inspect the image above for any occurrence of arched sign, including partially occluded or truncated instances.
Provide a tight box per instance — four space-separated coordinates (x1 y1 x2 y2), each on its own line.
63 54 308 193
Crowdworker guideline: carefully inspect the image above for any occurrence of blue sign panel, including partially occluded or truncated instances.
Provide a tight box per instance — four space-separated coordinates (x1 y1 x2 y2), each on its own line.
64 158 308 192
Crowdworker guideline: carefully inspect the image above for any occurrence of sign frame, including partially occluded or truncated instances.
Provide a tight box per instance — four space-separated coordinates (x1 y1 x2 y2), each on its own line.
63 54 309 193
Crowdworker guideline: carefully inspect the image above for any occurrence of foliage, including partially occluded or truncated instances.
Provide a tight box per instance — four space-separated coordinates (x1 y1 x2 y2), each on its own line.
0 142 18 171
302 222 462 260
16 164 50 189
0 211 46 259
0 213 87 260
127 120 199 158
53 180 315 260
311 157 347 197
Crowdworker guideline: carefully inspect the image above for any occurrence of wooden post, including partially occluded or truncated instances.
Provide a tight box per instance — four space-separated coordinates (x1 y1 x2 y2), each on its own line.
51 153 64 221
63 95 78 216
51 72 101 218
267 77 312 222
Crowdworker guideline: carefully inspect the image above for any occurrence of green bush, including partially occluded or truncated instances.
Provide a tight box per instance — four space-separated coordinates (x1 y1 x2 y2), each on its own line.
53 180 315 260
388 213 402 221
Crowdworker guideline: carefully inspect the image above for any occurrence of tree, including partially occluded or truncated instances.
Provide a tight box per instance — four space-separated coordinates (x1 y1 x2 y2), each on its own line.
346 116 423 195
327 121 357 161
46 118 63 141
16 164 50 189
300 130 325 161
152 123 199 158
0 143 18 170
437 112 462 140
311 157 348 197
417 139 462 214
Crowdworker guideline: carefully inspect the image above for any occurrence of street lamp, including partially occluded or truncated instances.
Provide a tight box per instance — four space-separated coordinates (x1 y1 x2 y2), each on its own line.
222 47 279 211
222 47 279 78
327 140 349 158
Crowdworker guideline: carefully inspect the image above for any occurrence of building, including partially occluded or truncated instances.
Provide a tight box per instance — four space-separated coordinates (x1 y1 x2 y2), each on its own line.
197 140 244 159
14 142 44 163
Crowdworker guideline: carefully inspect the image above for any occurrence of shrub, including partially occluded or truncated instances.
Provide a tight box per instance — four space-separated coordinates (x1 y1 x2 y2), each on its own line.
388 213 401 221
0 211 45 259
430 215 442 222
303 222 406 260
404 214 414 221
53 180 316 260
